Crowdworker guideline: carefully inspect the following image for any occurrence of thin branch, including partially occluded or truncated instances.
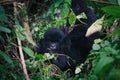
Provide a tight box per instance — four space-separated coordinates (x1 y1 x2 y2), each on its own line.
17 36 30 80
13 2 30 80
0 0 14 5
90 0 118 5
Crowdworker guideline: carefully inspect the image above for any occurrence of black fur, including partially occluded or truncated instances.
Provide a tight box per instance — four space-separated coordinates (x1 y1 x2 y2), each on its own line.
35 0 100 74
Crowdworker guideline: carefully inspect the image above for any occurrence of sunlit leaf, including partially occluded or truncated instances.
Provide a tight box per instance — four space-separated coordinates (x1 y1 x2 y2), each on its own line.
86 15 105 37
68 12 76 25
56 19 66 26
76 12 87 19
92 44 101 50
22 47 35 58
75 67 81 74
35 54 43 60
94 39 102 44
60 4 70 18
44 53 54 60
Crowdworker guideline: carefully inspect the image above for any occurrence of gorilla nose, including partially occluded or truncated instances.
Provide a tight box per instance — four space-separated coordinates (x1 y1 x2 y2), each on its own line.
50 43 57 50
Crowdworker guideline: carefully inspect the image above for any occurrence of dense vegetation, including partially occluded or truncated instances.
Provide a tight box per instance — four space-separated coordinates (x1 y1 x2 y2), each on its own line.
0 0 120 80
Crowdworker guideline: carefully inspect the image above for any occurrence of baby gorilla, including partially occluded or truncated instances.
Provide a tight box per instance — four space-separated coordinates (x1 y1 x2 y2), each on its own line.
35 28 76 74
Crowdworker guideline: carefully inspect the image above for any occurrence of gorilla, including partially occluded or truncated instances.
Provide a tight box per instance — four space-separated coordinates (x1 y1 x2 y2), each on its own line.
35 28 76 73
35 0 100 75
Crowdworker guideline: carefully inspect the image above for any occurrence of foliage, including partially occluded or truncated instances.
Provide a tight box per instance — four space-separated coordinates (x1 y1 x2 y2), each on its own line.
81 4 120 80
31 0 71 39
0 0 120 80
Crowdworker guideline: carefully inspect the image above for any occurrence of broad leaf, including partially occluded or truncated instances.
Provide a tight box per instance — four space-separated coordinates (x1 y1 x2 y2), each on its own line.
15 31 25 41
22 47 35 58
0 25 11 33
60 4 70 18
68 12 76 26
102 6 120 17
92 44 101 50
94 39 102 44
35 54 43 60
94 57 114 76
0 51 13 64
86 15 104 37
64 0 71 5
54 0 63 8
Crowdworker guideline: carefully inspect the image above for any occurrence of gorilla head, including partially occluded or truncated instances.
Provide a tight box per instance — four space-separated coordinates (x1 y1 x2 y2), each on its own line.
44 28 65 52
35 28 75 73
35 28 71 54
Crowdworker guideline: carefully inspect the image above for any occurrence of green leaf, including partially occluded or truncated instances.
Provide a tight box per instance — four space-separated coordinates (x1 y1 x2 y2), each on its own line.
0 25 11 33
24 32 35 46
104 40 110 46
60 4 70 18
76 12 87 19
68 12 76 25
15 31 25 40
118 0 120 5
54 0 63 8
35 54 43 60
0 14 8 23
0 51 13 64
102 6 120 17
56 19 66 26
94 39 102 44
15 20 24 30
94 57 114 76
0 5 4 14
64 0 71 5
92 44 101 50
106 68 120 80
88 75 98 80
49 4 55 13
22 47 35 58
0 5 8 23
104 47 112 52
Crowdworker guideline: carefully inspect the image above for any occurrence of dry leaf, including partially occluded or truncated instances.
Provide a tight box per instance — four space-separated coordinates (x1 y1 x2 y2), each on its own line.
85 15 105 37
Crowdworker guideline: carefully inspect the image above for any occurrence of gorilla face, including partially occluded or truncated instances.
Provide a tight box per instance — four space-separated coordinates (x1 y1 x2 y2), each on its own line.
44 28 65 52
35 28 71 54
